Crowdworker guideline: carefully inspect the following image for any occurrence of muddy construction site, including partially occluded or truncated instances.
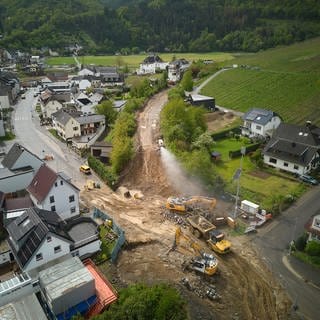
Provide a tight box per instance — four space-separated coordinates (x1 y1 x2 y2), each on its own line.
81 91 293 320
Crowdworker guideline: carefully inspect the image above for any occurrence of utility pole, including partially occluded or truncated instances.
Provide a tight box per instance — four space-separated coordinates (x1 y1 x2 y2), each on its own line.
233 146 246 219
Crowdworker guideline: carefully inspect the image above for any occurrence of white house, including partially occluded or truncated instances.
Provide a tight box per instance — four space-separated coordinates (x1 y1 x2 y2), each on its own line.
241 108 282 139
27 164 80 220
6 208 101 272
263 122 320 175
167 58 190 83
137 55 168 75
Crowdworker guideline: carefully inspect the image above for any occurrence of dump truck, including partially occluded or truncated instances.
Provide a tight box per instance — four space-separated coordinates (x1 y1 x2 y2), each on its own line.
166 196 217 214
187 215 216 240
207 229 231 254
175 227 218 276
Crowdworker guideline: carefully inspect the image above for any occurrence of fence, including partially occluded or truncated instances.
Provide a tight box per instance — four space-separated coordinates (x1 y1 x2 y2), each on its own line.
93 207 126 263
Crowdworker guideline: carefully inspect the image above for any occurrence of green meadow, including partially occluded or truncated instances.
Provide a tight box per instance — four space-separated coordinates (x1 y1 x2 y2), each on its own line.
201 37 320 126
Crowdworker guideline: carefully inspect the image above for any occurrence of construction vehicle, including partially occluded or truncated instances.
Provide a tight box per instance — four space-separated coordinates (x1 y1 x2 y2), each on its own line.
85 180 101 190
175 227 218 276
80 165 91 175
166 196 217 214
187 214 216 239
207 229 231 254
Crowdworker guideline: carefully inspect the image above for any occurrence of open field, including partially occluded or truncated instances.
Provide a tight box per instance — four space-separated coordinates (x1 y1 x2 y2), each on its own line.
202 37 320 126
46 52 234 68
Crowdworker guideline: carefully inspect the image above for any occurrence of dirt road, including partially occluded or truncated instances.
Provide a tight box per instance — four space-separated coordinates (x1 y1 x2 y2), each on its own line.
81 90 292 319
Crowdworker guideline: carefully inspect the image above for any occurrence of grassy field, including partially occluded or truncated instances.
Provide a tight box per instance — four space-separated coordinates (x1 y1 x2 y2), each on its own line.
46 52 234 68
201 37 320 126
212 136 305 209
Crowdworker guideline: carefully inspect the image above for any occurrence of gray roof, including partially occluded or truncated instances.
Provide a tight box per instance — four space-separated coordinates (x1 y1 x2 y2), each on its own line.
242 108 280 125
263 123 320 166
74 114 104 125
189 94 214 102
1 143 41 170
0 293 47 320
7 208 71 268
52 109 74 125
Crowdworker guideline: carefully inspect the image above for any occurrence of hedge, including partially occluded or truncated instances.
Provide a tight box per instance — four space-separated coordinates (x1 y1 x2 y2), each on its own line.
229 142 261 159
211 127 241 141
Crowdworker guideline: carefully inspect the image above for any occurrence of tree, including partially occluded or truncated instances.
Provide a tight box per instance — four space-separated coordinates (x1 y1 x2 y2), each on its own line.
95 100 118 128
192 131 214 151
181 70 193 92
93 283 187 320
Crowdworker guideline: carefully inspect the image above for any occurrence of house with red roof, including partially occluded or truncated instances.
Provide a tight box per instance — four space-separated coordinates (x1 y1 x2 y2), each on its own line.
27 164 80 220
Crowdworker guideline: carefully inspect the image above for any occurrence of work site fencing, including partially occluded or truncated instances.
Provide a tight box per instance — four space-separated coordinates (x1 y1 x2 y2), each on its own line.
93 208 126 262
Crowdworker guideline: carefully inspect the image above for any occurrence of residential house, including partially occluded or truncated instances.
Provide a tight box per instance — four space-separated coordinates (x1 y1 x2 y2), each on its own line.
167 59 190 83
137 55 168 75
187 94 215 111
305 214 320 242
78 68 95 77
95 66 123 85
0 143 43 193
27 164 80 220
44 81 70 94
263 122 320 175
47 72 69 82
0 71 20 104
241 108 282 139
6 207 101 272
41 93 71 118
52 109 105 147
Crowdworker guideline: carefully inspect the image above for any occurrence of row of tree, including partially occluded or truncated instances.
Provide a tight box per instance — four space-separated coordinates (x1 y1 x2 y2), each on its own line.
0 0 319 53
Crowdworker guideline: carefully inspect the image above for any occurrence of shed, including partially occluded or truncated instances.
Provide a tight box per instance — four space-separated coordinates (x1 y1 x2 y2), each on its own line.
188 94 215 111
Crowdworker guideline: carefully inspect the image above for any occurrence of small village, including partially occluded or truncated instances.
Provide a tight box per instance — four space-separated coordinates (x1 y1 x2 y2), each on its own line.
0 47 319 320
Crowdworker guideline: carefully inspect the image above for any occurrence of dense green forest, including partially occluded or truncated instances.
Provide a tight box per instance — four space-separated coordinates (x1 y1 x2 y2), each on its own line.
0 0 319 54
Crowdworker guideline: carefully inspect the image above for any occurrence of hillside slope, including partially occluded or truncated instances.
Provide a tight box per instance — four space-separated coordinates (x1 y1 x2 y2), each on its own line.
0 0 319 54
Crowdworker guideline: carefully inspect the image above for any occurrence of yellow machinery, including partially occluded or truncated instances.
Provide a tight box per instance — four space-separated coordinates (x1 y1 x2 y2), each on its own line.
166 196 217 214
175 228 218 276
207 229 232 254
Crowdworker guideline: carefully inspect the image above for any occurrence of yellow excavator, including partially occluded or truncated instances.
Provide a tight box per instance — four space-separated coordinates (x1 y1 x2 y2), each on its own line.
174 227 218 276
166 196 217 214
207 229 232 254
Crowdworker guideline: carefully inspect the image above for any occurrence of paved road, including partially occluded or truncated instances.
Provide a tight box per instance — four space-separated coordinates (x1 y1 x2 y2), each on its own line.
253 186 320 319
11 89 95 189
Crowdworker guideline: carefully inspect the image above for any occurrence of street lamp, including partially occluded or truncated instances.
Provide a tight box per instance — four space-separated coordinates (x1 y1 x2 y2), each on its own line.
232 146 246 219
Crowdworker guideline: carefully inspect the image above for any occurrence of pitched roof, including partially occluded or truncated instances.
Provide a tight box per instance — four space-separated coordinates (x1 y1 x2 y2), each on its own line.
263 123 320 166
51 108 74 125
242 108 280 125
74 114 105 125
142 55 163 64
1 143 42 170
27 165 58 202
6 208 71 268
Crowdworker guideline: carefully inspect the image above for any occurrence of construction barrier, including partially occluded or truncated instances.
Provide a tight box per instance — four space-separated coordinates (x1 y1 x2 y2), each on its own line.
93 208 126 262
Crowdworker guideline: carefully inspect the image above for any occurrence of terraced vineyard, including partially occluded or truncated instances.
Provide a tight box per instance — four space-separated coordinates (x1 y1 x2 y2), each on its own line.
202 37 320 126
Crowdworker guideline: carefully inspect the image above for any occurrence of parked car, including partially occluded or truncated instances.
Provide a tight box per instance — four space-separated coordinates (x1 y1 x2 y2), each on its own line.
21 94 26 99
298 174 319 185
80 165 91 175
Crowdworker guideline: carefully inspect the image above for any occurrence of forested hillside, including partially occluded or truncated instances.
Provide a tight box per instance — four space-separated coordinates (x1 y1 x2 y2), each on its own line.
0 0 319 54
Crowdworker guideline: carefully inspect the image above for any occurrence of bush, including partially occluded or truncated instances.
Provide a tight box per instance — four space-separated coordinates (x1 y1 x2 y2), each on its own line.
305 241 320 257
88 155 118 188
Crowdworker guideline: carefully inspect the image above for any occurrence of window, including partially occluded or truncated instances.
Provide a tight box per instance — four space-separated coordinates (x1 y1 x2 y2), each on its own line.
283 162 288 167
47 236 52 242
60 180 63 186
51 206 56 212
54 245 61 254
36 253 43 261
269 158 277 164
69 195 75 203
294 165 299 170
70 206 76 214
256 125 262 131
49 196 55 203
55 182 58 187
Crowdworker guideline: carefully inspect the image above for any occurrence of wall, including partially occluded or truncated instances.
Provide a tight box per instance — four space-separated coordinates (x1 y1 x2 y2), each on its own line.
41 176 79 220
71 239 101 258
24 235 70 272
12 150 43 172
263 155 305 175
0 95 10 109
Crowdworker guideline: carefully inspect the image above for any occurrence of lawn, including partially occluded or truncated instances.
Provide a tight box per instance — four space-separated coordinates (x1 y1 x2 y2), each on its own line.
201 37 320 126
46 52 234 68
212 137 305 210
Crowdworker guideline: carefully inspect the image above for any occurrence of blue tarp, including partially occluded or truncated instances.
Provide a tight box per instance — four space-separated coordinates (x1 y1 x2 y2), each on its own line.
56 295 97 320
